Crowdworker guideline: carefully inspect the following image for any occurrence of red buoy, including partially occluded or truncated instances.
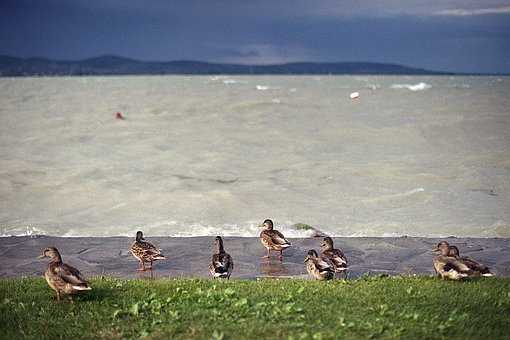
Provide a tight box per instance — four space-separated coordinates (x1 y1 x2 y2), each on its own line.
115 112 125 120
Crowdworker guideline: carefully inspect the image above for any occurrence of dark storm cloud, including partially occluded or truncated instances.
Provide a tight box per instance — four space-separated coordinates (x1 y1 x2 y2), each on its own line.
1 0 509 73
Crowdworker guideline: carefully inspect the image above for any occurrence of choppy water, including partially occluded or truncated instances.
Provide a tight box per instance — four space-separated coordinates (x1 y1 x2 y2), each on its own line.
0 75 509 237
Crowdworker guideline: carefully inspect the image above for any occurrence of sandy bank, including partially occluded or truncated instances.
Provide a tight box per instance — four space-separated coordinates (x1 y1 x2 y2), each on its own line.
0 236 508 279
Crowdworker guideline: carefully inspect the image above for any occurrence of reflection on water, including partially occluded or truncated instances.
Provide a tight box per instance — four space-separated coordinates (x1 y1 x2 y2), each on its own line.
259 260 290 277
136 268 155 280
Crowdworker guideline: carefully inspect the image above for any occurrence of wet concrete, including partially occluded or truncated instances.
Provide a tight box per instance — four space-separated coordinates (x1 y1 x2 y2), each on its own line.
0 236 508 279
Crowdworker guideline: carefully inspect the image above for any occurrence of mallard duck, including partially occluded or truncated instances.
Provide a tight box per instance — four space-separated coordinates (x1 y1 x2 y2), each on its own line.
320 237 348 276
304 250 334 280
446 244 493 277
209 236 234 279
432 241 471 280
259 219 291 260
38 247 91 301
130 231 165 271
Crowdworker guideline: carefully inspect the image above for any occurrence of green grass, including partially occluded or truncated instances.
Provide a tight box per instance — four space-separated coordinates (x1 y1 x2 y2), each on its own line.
1 276 510 339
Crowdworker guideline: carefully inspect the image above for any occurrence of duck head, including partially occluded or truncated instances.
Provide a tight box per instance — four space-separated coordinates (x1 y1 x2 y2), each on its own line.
448 245 460 257
433 241 450 256
262 219 274 230
38 247 62 262
321 237 334 251
304 249 318 262
214 236 225 253
136 231 145 241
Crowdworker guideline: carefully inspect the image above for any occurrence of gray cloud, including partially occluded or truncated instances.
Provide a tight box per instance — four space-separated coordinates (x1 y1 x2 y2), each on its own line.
1 0 510 73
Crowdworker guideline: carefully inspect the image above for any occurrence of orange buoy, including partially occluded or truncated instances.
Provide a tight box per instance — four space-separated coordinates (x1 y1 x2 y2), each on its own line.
115 112 125 120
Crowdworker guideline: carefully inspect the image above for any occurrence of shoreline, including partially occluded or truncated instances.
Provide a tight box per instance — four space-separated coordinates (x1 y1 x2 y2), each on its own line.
1 236 508 279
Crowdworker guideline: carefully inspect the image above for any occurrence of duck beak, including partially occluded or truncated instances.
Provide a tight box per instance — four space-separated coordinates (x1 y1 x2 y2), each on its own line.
37 254 45 259
304 256 310 263
432 247 440 252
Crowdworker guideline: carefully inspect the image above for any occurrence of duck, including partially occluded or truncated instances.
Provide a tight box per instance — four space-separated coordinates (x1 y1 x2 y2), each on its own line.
209 236 234 279
130 231 166 271
447 244 493 277
320 237 348 277
304 250 334 280
259 219 291 260
38 247 91 301
432 241 471 280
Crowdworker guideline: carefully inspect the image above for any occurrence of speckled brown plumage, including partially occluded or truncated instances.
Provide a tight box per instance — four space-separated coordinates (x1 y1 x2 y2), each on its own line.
259 219 291 260
433 241 471 280
130 231 165 271
39 247 91 301
304 250 334 280
446 244 493 277
320 237 348 276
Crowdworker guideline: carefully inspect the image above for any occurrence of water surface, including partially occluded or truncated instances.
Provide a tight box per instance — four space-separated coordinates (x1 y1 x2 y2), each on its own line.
0 75 508 237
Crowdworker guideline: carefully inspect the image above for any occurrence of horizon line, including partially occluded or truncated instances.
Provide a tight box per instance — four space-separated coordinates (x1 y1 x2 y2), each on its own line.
1 54 509 76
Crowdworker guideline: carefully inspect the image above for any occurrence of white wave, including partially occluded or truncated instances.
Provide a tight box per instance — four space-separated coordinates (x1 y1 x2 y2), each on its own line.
361 188 425 203
391 82 431 91
223 79 238 85
209 76 228 81
256 85 270 90
0 225 44 238
2 221 321 238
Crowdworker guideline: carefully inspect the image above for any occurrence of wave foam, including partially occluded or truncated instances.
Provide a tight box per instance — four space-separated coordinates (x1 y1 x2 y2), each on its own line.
391 82 431 91
1 221 323 238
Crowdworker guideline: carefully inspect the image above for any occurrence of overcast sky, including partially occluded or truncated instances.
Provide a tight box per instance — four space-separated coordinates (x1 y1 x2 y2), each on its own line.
1 0 510 73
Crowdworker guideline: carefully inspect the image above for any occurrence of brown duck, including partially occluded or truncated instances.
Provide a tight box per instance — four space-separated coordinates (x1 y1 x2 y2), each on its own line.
38 247 91 301
320 237 348 276
209 236 234 279
130 231 166 271
432 241 471 280
304 250 334 280
259 219 291 260
446 243 493 277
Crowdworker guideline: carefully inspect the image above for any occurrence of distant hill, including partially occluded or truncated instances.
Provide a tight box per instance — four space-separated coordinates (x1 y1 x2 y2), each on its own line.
0 55 448 76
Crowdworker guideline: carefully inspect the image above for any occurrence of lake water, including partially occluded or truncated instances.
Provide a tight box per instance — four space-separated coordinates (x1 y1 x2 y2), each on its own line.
0 75 509 237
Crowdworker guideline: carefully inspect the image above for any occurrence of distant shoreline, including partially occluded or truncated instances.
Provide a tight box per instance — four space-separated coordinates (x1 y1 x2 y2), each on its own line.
0 54 464 77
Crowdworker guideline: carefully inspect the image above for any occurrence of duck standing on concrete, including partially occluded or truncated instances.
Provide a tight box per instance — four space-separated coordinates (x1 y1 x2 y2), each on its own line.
130 231 165 271
320 237 348 277
259 219 291 260
38 247 91 301
304 250 334 280
209 236 234 279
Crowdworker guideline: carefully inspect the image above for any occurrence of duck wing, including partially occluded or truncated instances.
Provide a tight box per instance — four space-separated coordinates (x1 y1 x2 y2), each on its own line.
316 257 333 272
434 255 471 278
54 263 88 286
459 256 492 275
131 241 165 259
322 249 348 270
268 230 291 246
211 253 234 277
